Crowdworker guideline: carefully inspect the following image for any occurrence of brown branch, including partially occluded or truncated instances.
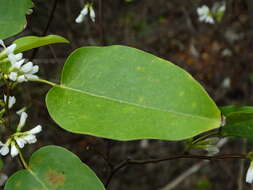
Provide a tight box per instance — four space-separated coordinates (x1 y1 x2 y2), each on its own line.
30 0 58 60
98 0 107 45
105 153 247 188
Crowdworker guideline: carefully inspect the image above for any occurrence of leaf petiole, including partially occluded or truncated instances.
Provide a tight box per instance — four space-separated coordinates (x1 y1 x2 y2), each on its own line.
28 78 58 87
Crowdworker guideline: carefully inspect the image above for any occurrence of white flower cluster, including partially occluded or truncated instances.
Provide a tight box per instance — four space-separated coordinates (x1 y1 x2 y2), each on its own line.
75 3 95 23
197 3 226 24
197 5 214 24
202 137 220 155
0 40 39 83
192 137 220 155
0 111 42 157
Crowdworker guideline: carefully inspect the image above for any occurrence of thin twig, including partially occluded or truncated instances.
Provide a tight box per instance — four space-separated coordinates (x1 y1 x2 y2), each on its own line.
98 0 106 45
160 138 228 190
105 153 246 188
30 0 58 60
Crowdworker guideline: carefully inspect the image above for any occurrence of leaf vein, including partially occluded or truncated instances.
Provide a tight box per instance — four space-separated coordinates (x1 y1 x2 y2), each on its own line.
57 85 220 123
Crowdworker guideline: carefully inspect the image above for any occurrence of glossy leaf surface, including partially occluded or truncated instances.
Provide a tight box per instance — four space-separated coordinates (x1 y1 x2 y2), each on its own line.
46 46 221 140
0 0 33 40
14 35 69 53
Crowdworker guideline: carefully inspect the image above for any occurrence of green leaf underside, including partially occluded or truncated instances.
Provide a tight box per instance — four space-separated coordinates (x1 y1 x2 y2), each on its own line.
46 45 221 141
4 146 105 190
0 0 33 40
14 35 69 53
221 106 253 138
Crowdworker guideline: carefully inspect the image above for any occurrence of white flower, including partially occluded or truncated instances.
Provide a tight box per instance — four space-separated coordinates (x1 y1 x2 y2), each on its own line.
26 8 33 15
8 60 39 83
22 134 37 144
75 3 95 23
18 111 28 128
0 125 42 157
0 141 9 156
21 125 42 144
12 59 24 69
19 125 42 145
192 137 220 155
28 125 42 135
204 145 219 156
75 5 89 23
3 95 16 109
0 111 42 158
5 44 16 55
197 5 214 24
246 161 253 183
75 14 85 23
14 125 42 149
21 61 39 79
0 41 22 66
15 137 26 148
0 122 42 157
10 142 19 157
8 53 23 66
9 72 18 81
17 75 26 83
20 61 33 73
221 77 231 89
0 40 39 83
81 6 89 16
89 6 95 22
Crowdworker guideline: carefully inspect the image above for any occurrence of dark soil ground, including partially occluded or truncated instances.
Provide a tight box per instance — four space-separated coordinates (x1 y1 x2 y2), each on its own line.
3 0 253 189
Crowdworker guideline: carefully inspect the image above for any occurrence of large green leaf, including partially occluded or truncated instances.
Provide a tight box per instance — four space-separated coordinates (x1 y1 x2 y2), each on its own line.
46 45 221 141
0 0 33 40
220 106 253 138
13 35 69 53
4 146 105 190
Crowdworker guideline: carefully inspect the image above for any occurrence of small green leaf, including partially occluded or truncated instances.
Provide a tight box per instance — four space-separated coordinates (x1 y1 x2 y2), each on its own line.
220 105 253 138
13 35 69 53
4 146 105 190
0 0 33 40
46 45 221 141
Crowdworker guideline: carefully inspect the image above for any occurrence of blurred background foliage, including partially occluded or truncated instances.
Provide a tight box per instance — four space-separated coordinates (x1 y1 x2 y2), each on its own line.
3 0 253 189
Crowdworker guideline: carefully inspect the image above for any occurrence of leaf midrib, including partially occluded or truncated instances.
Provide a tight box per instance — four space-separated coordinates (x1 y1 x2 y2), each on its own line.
28 169 49 190
56 84 220 123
